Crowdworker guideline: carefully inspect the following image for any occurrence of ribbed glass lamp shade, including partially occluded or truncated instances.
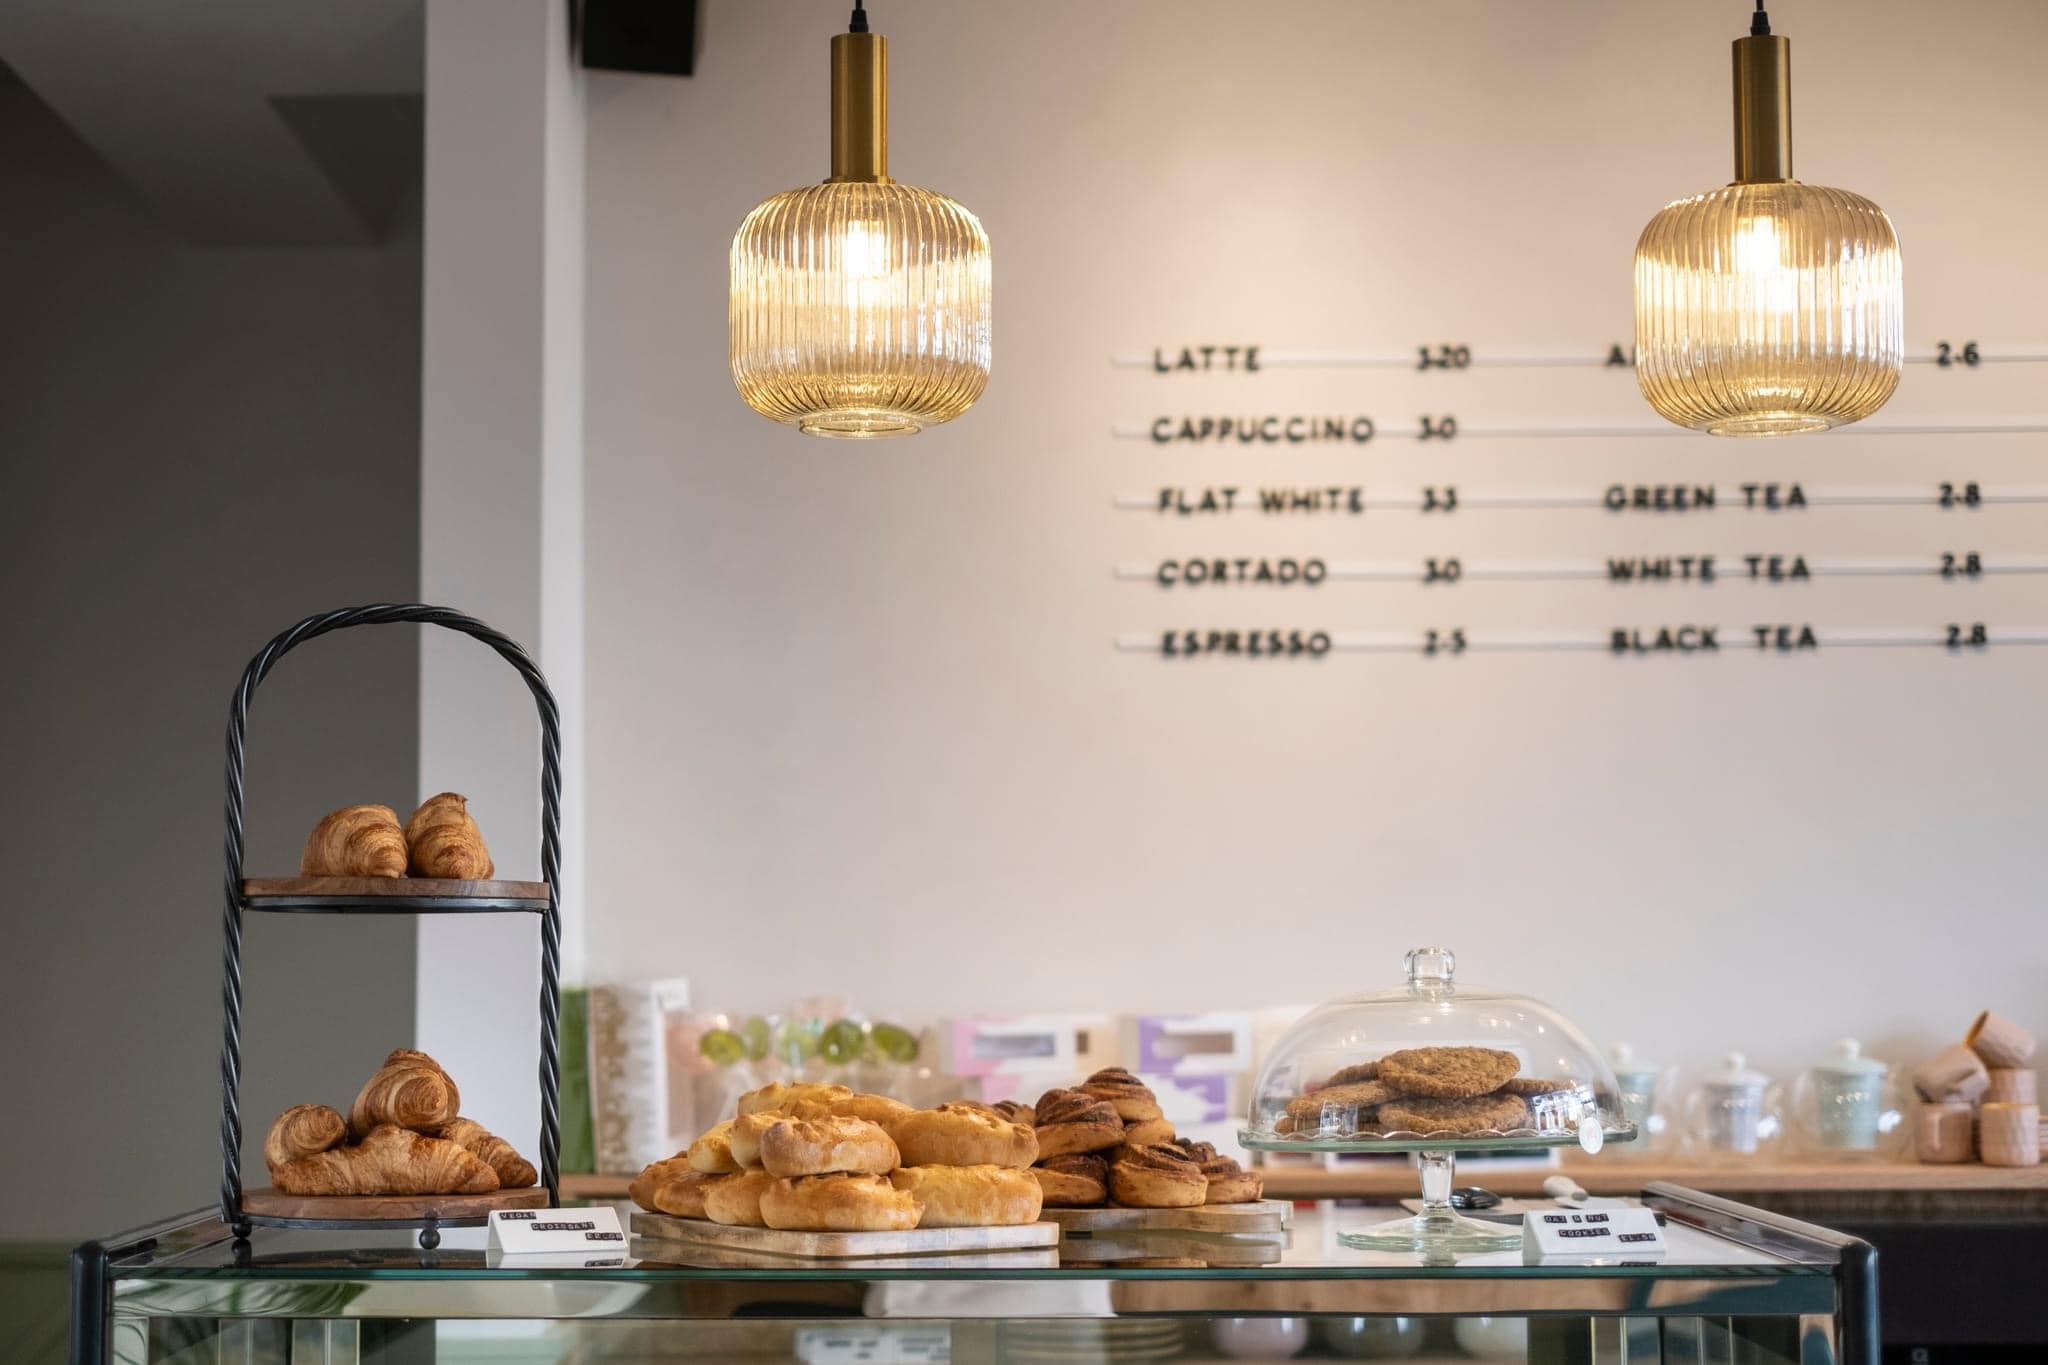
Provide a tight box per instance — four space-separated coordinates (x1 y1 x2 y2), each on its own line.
730 180 992 438
1635 181 1903 436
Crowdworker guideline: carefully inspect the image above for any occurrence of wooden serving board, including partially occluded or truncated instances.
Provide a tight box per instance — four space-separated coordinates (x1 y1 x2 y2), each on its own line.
242 1186 550 1223
630 1211 1060 1260
1042 1199 1292 1234
244 876 549 902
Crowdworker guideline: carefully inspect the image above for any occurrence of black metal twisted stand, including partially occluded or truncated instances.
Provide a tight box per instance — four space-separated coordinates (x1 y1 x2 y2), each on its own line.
217 605 562 1242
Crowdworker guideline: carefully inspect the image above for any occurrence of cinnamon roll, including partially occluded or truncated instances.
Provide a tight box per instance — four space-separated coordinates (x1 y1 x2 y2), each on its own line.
1124 1117 1175 1146
1032 1152 1110 1207
1032 1088 1125 1157
1170 1138 1262 1204
1079 1067 1164 1122
1109 1142 1205 1208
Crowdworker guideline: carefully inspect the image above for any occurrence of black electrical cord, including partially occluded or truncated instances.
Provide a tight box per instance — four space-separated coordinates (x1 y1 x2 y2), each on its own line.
850 0 869 34
1751 0 1771 37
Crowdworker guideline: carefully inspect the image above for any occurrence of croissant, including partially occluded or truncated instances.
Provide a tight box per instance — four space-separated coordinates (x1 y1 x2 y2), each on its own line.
348 1048 460 1140
405 793 494 879
300 804 407 878
271 1123 499 1197
263 1104 346 1176
434 1116 537 1188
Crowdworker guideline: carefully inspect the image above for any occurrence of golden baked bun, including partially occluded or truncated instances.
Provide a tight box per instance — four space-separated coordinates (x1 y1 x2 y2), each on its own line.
736 1081 855 1117
1079 1068 1164 1122
945 1098 1035 1127
811 1092 916 1128
1124 1117 1175 1146
889 1165 1044 1227
649 1170 722 1219
1031 1089 1125 1157
1031 1153 1109 1207
686 1118 741 1174
627 1154 695 1212
1109 1143 1206 1208
701 1169 777 1226
758 1115 900 1179
728 1110 785 1168
891 1104 1039 1169
761 1173 923 1233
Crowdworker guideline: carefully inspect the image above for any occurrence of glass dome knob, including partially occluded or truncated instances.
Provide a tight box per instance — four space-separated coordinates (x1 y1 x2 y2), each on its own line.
1404 946 1456 986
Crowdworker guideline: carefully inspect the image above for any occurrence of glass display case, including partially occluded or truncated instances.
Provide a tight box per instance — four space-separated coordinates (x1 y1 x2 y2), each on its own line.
1242 947 1635 1253
74 1184 1874 1365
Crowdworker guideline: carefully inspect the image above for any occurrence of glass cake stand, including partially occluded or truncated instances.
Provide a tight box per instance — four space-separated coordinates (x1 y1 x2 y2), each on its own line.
1241 947 1636 1254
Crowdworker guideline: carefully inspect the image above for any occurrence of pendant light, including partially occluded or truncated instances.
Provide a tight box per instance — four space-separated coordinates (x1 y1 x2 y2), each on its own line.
1633 2 1902 436
729 1 992 437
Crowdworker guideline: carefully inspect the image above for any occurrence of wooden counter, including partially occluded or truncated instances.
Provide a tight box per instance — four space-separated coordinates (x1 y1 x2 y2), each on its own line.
569 1158 2048 1218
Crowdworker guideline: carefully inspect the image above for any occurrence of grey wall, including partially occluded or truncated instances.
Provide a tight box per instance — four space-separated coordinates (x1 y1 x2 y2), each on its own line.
0 64 422 1241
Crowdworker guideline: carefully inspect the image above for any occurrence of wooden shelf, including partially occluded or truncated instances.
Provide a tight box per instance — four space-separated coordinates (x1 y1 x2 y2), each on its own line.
566 1159 2048 1218
241 876 550 914
241 1185 550 1227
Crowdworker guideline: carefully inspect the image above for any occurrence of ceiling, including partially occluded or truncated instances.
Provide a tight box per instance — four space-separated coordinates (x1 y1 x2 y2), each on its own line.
0 0 423 245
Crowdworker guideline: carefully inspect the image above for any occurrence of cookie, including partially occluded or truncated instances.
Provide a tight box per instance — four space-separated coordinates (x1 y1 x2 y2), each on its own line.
1377 1047 1520 1099
1378 1092 1530 1135
1326 1061 1381 1086
1285 1080 1394 1127
1499 1077 1578 1096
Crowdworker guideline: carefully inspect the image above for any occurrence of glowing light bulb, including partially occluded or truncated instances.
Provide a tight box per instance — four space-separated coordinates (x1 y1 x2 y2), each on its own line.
729 14 991 438
1632 7 1901 436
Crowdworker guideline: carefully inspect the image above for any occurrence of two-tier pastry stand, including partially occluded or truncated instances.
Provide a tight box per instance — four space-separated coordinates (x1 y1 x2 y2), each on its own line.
217 605 562 1248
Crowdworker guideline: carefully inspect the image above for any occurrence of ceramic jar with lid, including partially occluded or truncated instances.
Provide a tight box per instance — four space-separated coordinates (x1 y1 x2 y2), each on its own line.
1608 1042 1671 1154
1684 1052 1778 1157
1790 1039 1902 1155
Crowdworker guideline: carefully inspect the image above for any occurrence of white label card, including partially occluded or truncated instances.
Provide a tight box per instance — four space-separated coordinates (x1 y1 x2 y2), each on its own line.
1521 1206 1667 1263
794 1326 951 1363
486 1205 626 1254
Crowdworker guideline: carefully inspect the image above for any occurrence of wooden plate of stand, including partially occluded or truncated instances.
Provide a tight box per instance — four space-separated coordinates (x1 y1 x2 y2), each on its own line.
241 1186 550 1225
1041 1199 1292 1235
631 1211 1060 1260
241 877 551 913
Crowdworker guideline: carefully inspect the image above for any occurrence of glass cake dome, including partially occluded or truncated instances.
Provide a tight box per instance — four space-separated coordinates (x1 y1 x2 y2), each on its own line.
1243 946 1634 1254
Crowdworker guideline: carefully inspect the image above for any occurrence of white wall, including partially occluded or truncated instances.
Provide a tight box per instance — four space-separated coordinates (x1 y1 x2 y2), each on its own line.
579 0 2048 1082
416 0 584 1152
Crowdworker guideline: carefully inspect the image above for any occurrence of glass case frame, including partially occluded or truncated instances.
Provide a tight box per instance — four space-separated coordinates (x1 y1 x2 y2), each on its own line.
73 1183 1875 1365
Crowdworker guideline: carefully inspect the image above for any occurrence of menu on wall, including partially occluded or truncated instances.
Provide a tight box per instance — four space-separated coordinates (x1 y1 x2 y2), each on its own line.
1112 340 2048 659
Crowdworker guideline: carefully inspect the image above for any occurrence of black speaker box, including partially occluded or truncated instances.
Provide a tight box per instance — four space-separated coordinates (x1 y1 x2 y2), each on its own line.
578 0 698 77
